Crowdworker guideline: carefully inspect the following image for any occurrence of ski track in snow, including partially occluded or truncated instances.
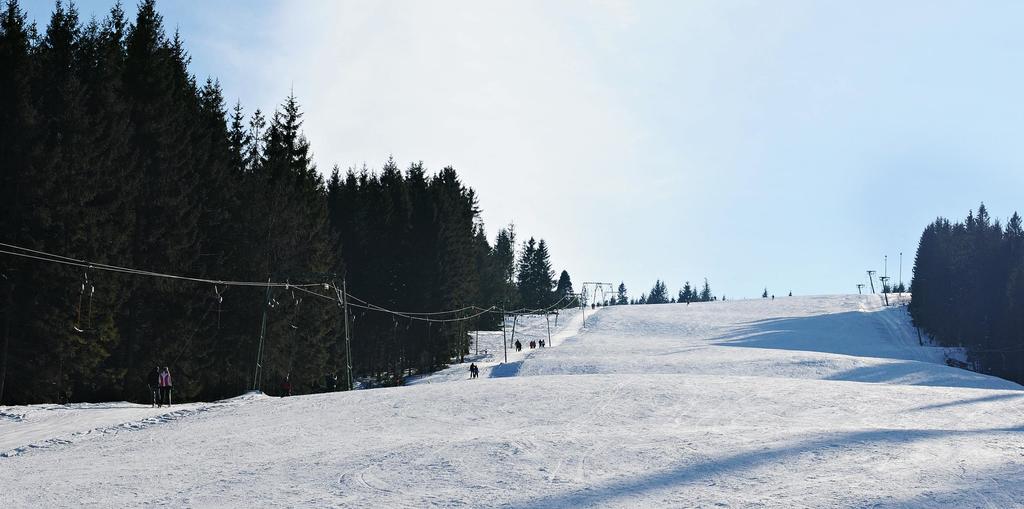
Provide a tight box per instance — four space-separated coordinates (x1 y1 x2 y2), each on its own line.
2 295 1024 508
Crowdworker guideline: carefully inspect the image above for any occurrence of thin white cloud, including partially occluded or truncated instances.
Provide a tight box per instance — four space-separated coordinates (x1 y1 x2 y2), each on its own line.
261 1 645 232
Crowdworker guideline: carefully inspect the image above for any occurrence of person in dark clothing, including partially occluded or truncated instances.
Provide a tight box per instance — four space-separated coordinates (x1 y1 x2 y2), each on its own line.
282 374 292 397
469 363 479 379
515 340 522 352
158 367 172 406
325 373 337 392
148 366 161 407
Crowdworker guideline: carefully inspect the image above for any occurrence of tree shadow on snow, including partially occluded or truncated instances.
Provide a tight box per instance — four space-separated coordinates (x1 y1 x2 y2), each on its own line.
708 311 911 359
909 392 1024 412
707 311 1020 390
820 362 1021 390
511 425 1024 509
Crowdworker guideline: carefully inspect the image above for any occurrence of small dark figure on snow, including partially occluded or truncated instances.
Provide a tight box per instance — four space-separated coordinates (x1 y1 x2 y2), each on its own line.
282 374 292 397
149 366 161 407
539 339 545 348
515 340 522 352
158 367 172 407
469 363 479 379
529 340 535 349
325 373 338 392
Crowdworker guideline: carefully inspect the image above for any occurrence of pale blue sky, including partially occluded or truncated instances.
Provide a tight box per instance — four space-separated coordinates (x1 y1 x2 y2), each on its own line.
24 0 1024 299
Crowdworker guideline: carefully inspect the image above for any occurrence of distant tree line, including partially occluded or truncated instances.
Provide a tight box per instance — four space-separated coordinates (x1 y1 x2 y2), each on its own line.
600 278 715 306
0 0 573 404
909 203 1024 384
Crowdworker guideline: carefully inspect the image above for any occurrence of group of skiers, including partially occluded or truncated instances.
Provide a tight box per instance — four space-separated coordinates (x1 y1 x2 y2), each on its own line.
513 338 547 352
472 335 552 378
148 366 173 407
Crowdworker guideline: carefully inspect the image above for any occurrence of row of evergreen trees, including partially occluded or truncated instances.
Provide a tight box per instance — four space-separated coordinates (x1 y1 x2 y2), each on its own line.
600 279 715 306
909 203 1024 384
0 0 573 404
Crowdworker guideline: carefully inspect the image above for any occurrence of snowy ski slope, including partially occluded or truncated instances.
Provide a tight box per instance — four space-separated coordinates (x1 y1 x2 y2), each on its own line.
1 295 1023 507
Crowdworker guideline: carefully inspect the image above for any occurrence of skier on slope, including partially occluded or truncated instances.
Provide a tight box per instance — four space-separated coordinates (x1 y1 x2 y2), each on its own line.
469 363 479 379
158 367 172 407
281 374 292 397
515 340 522 352
148 366 161 407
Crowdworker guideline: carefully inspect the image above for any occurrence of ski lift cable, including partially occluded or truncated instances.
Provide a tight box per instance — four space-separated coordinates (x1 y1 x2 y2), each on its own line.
2 242 575 325
345 301 495 323
0 243 324 288
341 290 481 316
503 293 573 316
340 290 573 320
346 301 495 323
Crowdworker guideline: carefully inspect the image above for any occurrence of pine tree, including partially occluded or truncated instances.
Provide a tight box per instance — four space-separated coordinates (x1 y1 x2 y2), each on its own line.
493 225 517 307
516 238 538 307
681 281 693 303
227 101 248 175
647 280 669 304
555 270 574 306
533 239 556 306
700 278 712 302
245 108 265 173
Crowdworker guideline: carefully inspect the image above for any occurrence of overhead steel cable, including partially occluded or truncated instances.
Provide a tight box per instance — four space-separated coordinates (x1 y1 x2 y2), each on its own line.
0 242 324 288
342 291 483 316
345 301 496 323
1 241 577 325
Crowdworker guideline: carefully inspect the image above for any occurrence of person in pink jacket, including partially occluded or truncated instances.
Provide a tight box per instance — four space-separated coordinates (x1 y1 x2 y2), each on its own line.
158 367 173 406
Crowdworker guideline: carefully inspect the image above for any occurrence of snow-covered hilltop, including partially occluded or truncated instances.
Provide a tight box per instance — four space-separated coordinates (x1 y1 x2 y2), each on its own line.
2 295 1023 507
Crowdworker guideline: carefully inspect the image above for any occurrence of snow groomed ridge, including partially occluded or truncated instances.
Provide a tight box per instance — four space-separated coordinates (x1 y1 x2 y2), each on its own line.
2 295 1023 507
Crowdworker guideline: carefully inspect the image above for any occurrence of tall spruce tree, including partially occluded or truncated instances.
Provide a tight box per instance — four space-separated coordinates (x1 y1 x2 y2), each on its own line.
700 278 713 302
647 280 669 304
555 270 574 305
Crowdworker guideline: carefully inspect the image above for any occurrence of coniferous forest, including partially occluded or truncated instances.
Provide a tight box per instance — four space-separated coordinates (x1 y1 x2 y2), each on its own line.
909 203 1024 384
0 0 571 404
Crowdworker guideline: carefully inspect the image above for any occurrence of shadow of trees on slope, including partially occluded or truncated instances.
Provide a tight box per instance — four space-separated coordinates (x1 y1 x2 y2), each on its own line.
511 425 1024 509
708 312 1020 390
910 392 1024 412
710 311 915 358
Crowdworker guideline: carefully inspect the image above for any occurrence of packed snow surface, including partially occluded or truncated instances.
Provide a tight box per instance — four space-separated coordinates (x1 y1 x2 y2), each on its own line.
2 295 1023 507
